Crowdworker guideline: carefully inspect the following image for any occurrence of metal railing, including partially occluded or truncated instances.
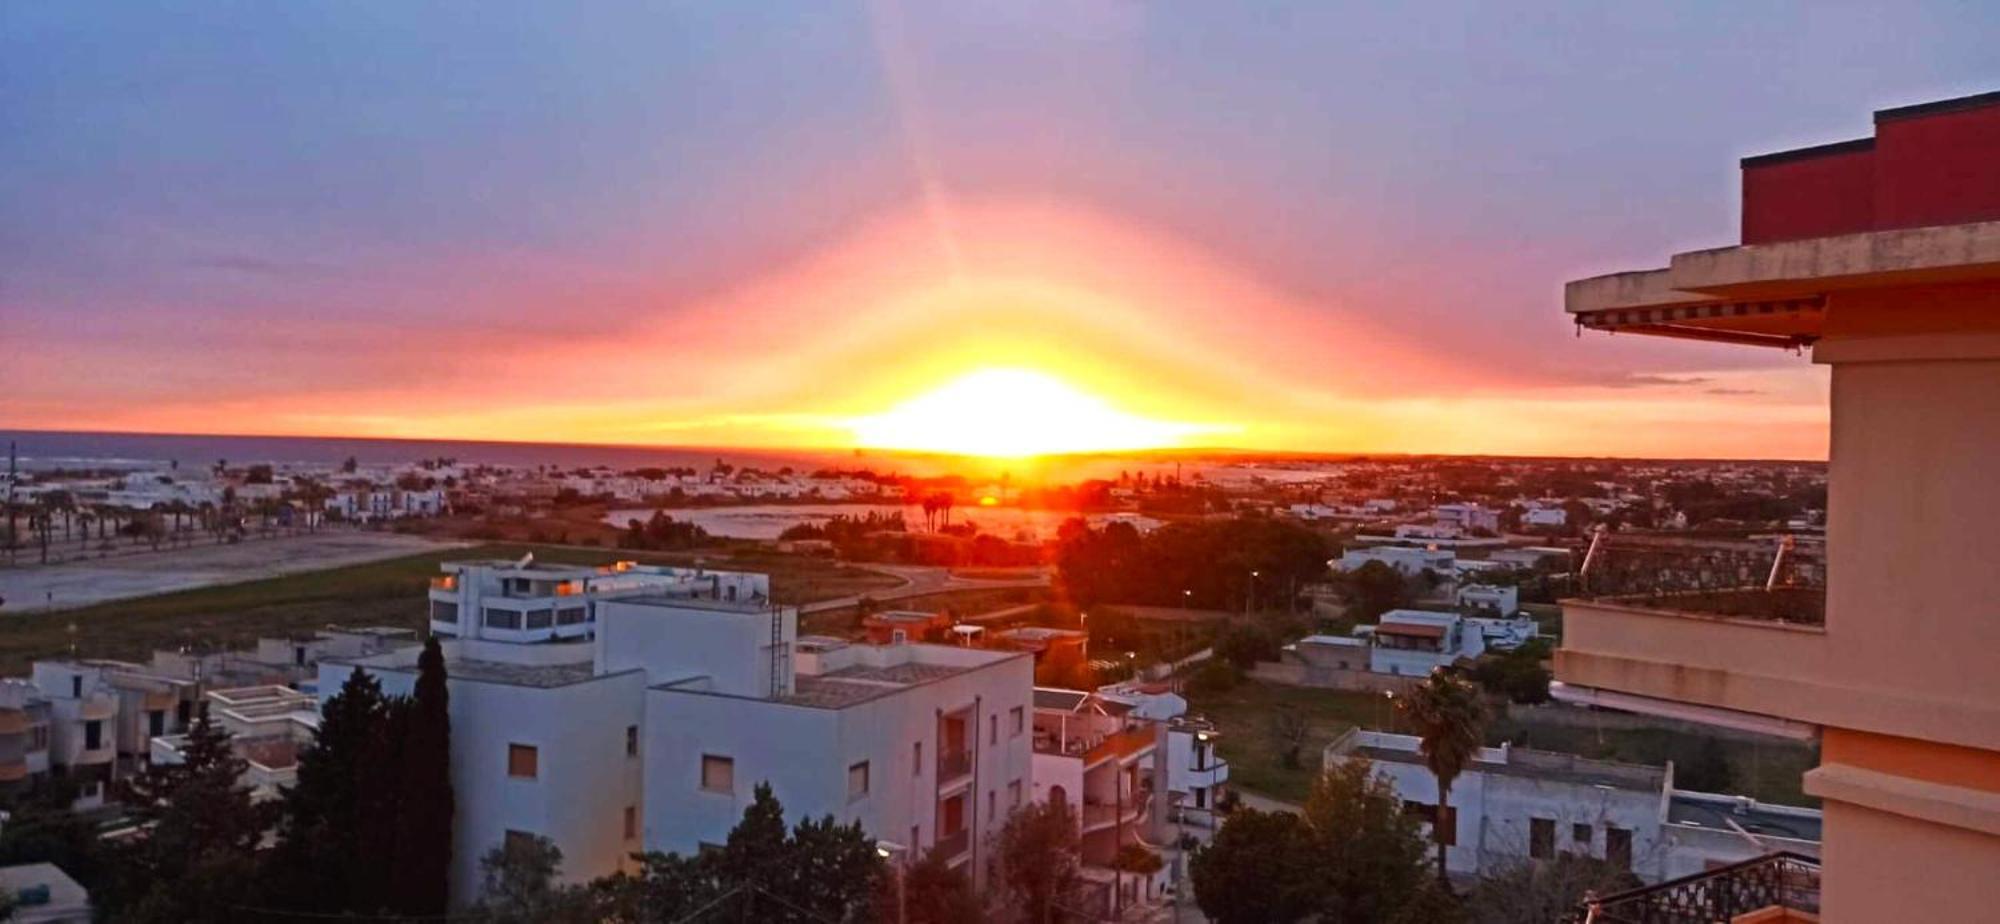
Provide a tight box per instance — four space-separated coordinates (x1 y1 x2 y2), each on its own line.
1566 851 1820 924
936 748 972 782
1576 531 1825 624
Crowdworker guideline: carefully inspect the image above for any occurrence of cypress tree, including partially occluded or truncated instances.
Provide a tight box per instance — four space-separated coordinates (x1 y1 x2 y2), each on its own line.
272 666 392 911
393 636 455 914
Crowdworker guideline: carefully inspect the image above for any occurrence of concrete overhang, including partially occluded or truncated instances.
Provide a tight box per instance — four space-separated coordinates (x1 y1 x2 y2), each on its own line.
1567 220 2000 347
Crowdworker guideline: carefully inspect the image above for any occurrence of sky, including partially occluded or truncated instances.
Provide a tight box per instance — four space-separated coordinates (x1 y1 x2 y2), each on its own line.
4 1 1997 460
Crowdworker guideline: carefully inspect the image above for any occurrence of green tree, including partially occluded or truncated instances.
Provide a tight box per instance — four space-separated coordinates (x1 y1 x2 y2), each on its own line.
474 832 600 923
270 666 396 913
392 637 454 914
1336 561 1412 622
889 848 982 924
1397 669 1490 888
105 710 273 922
1464 856 1641 924
1190 809 1319 924
992 799 1083 924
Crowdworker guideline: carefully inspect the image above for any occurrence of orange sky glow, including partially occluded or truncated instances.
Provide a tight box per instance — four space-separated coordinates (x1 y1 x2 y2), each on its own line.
6 201 1831 461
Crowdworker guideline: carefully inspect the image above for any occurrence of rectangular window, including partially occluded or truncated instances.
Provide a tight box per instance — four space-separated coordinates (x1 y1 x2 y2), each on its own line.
1607 826 1633 869
913 741 923 777
83 720 102 751
30 725 47 750
508 743 538 779
294 646 308 666
526 608 554 630
429 601 459 624
557 607 587 626
624 806 639 840
848 761 870 799
484 607 522 630
1009 780 1022 808
70 676 81 698
1530 817 1555 859
626 725 639 757
988 789 996 819
1572 823 1593 851
1010 706 1025 736
702 755 734 793
989 715 998 746
148 711 164 737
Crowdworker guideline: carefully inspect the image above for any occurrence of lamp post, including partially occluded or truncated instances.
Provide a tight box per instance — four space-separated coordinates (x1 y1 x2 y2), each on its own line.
876 840 907 924
1246 570 1260 616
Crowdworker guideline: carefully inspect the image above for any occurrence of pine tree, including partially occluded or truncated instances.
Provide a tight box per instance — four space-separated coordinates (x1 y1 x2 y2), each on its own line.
106 709 272 922
393 636 455 914
271 666 394 911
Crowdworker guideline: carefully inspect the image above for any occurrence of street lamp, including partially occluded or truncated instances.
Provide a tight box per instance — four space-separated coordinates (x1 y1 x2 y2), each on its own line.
876 840 908 924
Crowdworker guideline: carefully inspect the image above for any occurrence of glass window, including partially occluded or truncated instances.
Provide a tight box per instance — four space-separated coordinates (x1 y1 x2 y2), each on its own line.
1530 817 1555 859
83 720 102 751
429 601 458 623
484 607 522 630
626 725 639 757
702 755 734 793
848 761 870 799
989 715 998 745
1009 780 1022 808
508 743 538 779
557 607 587 626
1572 823 1593 850
1010 706 1025 736
526 609 553 629
913 741 922 776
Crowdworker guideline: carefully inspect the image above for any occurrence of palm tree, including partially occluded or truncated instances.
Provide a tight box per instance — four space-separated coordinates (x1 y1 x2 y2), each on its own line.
1396 668 1489 889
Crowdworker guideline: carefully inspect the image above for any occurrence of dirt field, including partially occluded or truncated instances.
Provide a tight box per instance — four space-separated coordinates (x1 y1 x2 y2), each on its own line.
0 531 467 614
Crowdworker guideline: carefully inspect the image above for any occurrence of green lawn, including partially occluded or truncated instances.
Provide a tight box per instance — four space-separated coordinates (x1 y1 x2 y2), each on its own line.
1184 680 1388 804
0 543 901 675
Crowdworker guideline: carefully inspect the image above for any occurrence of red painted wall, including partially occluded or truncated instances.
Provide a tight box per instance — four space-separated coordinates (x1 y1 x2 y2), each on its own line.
1740 93 2000 245
1742 146 1875 244
1873 103 2000 231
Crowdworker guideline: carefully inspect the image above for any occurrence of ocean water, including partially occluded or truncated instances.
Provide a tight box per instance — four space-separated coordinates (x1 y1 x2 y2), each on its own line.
0 429 847 473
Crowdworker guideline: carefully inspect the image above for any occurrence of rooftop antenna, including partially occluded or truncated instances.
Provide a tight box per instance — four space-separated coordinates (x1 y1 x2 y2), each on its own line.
515 551 535 569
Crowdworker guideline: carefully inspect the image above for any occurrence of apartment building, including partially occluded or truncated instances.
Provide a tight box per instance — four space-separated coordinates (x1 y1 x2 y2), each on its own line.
1093 682 1232 828
1327 730 1821 883
1556 90 2000 920
328 559 1033 906
1029 688 1169 910
150 685 319 798
0 681 52 797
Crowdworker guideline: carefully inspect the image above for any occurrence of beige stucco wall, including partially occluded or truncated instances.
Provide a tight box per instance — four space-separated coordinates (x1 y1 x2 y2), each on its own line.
1820 800 2000 922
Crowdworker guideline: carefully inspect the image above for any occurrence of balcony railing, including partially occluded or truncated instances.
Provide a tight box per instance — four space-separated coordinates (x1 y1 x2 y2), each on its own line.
1576 533 1824 624
934 828 970 860
1565 851 1820 924
936 748 973 782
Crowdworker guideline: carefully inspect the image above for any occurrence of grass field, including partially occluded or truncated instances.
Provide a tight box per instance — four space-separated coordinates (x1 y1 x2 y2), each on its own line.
0 542 901 675
1188 678 1817 807
1185 680 1387 804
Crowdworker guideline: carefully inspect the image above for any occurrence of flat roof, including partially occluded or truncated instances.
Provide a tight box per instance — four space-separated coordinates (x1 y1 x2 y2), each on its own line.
1375 623 1446 639
346 656 601 688
1669 794 1822 842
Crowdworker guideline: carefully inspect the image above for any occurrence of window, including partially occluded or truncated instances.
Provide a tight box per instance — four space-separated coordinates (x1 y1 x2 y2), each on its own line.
429 601 459 624
848 761 871 799
508 744 539 779
484 607 522 630
987 789 996 819
1009 780 1022 808
1010 706 1025 737
526 608 553 630
30 725 47 750
701 755 734 793
624 806 639 840
70 676 81 698
1607 826 1633 870
913 741 923 777
294 646 308 666
626 725 639 758
557 606 587 626
83 720 102 751
989 715 998 746
148 711 164 737
1530 817 1555 859
1572 823 1593 851
1194 786 1207 808
911 825 920 850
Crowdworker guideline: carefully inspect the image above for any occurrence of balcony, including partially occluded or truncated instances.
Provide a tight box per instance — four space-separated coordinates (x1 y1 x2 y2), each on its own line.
1557 535 1833 732
1564 851 1819 924
1081 791 1150 834
1184 759 1229 788
934 828 970 861
936 748 973 785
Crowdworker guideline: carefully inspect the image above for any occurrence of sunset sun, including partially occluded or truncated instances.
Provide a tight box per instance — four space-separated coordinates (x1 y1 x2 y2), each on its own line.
848 367 1215 457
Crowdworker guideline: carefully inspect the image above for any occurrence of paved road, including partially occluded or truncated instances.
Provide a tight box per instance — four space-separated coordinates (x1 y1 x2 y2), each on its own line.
0 531 468 613
799 564 1050 614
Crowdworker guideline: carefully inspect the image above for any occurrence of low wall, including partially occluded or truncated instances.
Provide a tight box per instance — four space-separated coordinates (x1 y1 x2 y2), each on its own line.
1248 661 1422 695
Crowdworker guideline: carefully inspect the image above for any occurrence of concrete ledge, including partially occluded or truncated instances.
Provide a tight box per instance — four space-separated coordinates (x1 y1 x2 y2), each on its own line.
1805 762 2000 838
1670 220 2000 297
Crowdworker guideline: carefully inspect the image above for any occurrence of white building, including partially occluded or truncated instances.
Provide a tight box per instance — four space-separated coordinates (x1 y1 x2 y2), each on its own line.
1337 545 1456 577
1029 688 1170 914
1094 683 1230 828
0 862 92 923
1433 503 1501 533
150 685 319 798
1326 729 1822 883
1456 583 1521 616
1362 609 1486 677
330 559 1034 906
1523 506 1568 528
